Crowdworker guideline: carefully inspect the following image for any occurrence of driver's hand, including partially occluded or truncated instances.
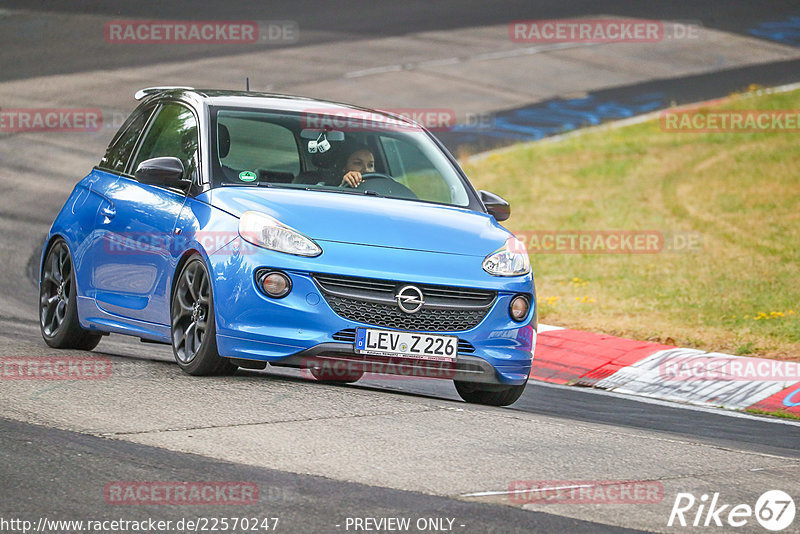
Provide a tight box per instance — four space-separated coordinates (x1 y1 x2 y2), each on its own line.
341 171 363 188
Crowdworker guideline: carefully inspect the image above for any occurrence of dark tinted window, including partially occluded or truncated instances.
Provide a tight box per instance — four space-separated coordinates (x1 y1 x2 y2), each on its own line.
99 105 155 173
131 104 199 180
218 114 300 176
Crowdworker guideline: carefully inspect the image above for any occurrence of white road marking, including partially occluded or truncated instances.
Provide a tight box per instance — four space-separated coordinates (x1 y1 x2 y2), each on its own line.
343 42 594 79
461 483 593 498
343 65 404 78
537 323 565 332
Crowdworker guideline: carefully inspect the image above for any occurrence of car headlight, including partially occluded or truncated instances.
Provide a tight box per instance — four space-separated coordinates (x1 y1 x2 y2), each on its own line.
238 211 322 257
482 237 530 276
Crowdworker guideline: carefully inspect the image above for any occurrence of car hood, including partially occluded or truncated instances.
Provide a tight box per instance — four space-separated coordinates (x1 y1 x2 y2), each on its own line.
204 187 511 256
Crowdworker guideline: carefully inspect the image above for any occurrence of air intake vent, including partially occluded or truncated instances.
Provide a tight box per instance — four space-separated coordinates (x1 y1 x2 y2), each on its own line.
313 274 495 332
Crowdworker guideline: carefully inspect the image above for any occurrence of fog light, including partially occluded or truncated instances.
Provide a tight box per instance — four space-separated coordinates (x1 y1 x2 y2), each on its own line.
259 271 292 298
509 295 529 322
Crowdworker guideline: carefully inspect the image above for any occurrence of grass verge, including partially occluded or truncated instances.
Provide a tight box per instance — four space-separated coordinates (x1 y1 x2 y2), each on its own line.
462 88 800 358
745 408 800 421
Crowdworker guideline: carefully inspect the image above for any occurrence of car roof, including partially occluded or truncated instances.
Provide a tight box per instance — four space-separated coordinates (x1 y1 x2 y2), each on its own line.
135 87 422 128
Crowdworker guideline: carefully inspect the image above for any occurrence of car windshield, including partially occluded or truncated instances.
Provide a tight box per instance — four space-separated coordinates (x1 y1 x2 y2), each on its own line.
209 107 471 207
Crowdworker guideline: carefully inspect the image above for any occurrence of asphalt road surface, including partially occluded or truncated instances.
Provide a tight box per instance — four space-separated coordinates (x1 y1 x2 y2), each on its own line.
2 417 643 534
1 0 799 81
1 1 800 532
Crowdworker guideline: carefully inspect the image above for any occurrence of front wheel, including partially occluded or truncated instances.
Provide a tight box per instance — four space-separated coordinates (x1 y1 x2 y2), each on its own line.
171 256 237 376
39 239 102 350
454 379 528 406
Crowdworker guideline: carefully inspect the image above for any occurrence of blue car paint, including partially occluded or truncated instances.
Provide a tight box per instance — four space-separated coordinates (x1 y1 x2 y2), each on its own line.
206 237 535 384
203 187 511 256
88 171 186 323
45 167 535 386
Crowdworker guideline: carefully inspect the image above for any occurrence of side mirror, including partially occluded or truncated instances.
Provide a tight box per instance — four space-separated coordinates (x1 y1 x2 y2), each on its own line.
479 190 511 222
134 157 190 190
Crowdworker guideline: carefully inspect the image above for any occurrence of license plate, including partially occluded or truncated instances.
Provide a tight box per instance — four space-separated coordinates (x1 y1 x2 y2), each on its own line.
354 328 458 361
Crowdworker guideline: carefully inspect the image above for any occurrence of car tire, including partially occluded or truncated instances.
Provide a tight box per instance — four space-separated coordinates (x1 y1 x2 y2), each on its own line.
171 255 237 376
39 238 103 351
453 379 527 407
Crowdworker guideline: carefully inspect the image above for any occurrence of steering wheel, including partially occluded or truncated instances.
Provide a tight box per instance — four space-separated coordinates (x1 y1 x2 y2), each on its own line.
345 172 395 186
353 173 417 199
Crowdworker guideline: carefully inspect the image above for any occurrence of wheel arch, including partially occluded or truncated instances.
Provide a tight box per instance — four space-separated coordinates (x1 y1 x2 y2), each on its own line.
170 248 209 302
40 233 70 280
168 247 236 375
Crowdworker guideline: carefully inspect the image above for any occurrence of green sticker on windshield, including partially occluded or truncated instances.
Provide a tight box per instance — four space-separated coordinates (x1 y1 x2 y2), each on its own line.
239 171 257 182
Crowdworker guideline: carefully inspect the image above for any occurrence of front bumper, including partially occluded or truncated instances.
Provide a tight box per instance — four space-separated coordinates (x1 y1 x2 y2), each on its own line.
262 343 515 384
211 238 535 385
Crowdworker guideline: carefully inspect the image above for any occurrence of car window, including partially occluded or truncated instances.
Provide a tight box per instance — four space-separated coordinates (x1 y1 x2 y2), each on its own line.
217 115 300 178
131 103 199 180
210 107 472 208
380 136 455 204
99 105 155 174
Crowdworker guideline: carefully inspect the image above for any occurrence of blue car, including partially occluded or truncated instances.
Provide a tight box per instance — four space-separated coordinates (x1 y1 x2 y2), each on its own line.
39 87 536 406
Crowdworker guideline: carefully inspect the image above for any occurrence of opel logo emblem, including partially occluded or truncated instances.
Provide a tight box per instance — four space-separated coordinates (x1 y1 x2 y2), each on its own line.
396 285 424 314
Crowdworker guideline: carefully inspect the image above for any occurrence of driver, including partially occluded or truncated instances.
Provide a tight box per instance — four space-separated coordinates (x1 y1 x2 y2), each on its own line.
339 146 375 188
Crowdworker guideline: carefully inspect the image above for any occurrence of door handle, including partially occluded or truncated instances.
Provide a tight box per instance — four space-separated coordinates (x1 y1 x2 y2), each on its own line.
100 206 116 219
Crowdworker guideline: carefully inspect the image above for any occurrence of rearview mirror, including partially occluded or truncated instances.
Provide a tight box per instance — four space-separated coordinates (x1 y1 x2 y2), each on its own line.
134 157 191 190
479 190 511 222
300 129 345 141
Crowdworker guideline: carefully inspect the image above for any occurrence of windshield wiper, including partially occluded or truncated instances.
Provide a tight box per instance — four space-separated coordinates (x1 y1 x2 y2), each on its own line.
316 187 382 197
219 182 382 196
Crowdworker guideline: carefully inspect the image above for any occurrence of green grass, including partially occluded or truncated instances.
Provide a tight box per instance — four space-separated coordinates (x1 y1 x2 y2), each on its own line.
745 408 800 421
462 89 800 358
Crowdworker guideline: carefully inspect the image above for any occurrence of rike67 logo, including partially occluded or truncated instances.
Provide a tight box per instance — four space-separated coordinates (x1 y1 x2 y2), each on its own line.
668 490 795 531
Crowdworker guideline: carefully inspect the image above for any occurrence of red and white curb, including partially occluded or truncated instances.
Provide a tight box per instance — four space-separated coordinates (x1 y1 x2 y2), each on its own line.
533 325 800 415
474 84 800 415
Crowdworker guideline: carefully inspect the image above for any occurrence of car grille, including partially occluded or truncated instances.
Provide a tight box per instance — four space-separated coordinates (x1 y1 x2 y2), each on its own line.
313 273 496 332
332 328 476 354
